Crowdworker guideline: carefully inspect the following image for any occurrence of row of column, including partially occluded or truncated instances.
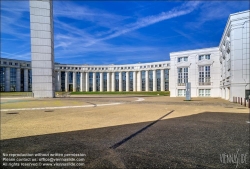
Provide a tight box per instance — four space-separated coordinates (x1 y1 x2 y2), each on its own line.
4 68 29 92
56 70 166 92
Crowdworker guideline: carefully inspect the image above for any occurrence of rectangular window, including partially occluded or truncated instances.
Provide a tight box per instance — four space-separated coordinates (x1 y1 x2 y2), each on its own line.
177 67 188 86
199 89 210 97
178 57 188 62
178 89 186 96
199 66 211 85
199 54 210 60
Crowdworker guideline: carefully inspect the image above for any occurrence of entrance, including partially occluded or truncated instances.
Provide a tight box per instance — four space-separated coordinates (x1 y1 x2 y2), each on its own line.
69 84 73 92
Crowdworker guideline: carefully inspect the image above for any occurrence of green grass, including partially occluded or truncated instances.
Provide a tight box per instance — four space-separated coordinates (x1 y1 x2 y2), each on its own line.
70 91 170 96
0 92 33 96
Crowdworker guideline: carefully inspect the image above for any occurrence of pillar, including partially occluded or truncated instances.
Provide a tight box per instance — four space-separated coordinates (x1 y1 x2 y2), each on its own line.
137 71 141 91
107 72 111 92
57 71 61 91
153 70 157 91
93 72 96 92
126 72 129 92
73 72 76 92
80 72 85 92
5 67 10 92
85 72 89 92
145 70 149 92
111 72 115 92
24 69 28 92
100 72 103 92
30 0 54 97
161 69 165 91
133 71 137 92
65 71 69 92
16 68 21 92
119 72 122 92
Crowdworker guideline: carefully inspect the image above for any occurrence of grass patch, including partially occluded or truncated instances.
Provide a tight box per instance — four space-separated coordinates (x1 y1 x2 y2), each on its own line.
70 91 170 96
0 92 32 96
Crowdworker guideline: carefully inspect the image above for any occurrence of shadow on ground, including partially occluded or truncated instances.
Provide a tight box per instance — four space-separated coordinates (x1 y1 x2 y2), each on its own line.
1 112 249 169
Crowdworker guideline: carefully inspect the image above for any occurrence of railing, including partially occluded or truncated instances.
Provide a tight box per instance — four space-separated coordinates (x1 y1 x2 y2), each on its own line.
199 78 211 85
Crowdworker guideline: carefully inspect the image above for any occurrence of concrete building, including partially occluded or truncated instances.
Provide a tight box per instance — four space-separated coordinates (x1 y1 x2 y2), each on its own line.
0 10 249 101
30 0 55 98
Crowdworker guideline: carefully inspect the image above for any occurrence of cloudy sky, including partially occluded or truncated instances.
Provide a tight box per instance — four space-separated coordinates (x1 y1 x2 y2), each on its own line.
1 1 249 65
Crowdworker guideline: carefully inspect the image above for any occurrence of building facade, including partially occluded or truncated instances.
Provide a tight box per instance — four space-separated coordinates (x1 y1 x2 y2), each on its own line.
0 10 249 101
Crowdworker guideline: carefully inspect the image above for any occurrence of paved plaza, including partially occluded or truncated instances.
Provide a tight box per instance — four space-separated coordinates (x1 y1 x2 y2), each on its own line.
1 95 249 168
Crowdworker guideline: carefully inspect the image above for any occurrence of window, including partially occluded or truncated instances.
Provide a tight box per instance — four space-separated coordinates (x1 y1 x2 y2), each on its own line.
9 62 12 65
199 89 210 97
178 89 186 96
177 67 188 86
15 63 18 66
199 66 211 85
3 62 7 65
177 57 188 62
199 54 210 60
27 64 30 67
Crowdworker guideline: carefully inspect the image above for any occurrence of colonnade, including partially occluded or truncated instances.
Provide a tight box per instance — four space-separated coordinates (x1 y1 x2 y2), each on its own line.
55 69 168 92
3 68 30 92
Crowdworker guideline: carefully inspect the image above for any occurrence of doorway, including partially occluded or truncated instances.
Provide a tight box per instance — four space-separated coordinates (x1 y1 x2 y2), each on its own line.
69 84 73 92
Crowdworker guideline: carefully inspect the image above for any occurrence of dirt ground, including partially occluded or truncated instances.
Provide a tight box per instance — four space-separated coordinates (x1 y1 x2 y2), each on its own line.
1 95 249 168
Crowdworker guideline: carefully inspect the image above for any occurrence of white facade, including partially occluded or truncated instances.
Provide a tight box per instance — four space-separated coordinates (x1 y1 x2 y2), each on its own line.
169 47 221 98
1 10 249 101
219 10 250 102
30 0 55 98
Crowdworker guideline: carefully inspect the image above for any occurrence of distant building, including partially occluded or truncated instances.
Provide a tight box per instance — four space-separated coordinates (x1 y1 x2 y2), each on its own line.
0 10 249 101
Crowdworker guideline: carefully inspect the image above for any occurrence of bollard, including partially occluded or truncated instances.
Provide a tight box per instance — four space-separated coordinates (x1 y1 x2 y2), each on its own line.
244 99 246 107
238 97 240 104
248 99 250 108
241 98 242 105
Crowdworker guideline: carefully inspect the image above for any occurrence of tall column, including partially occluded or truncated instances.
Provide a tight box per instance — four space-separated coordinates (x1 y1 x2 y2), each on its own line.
80 72 85 92
153 70 157 91
161 69 165 91
100 72 103 92
24 69 28 92
133 71 137 92
137 71 141 91
145 70 149 92
5 67 10 92
93 72 96 92
57 71 61 91
73 72 76 92
85 72 89 92
30 0 54 98
107 72 111 92
126 72 129 92
111 72 115 92
16 68 21 92
119 72 122 92
65 71 69 92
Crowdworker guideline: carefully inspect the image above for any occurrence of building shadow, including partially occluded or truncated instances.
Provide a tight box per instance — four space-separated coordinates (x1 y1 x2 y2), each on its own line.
1 112 249 169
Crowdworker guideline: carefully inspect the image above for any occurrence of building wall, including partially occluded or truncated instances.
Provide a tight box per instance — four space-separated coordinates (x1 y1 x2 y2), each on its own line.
219 10 250 101
169 47 220 97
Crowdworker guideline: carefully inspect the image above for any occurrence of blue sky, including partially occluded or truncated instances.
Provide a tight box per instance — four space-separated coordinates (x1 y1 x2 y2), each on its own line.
1 1 249 65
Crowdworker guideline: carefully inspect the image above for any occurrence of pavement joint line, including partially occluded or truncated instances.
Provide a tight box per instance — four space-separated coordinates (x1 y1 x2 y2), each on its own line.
135 98 145 102
1 102 122 112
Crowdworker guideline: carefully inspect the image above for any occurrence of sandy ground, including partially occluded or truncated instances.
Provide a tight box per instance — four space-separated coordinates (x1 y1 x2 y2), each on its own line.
1 95 249 168
1 96 248 140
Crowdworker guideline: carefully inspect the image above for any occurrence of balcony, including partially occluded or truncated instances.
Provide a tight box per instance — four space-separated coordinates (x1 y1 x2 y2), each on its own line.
199 78 211 86
178 83 186 86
